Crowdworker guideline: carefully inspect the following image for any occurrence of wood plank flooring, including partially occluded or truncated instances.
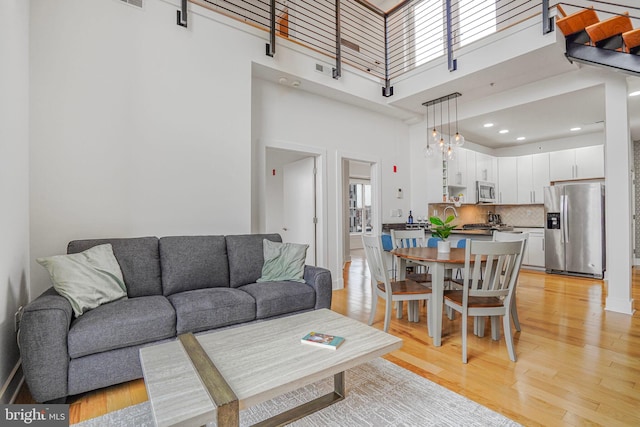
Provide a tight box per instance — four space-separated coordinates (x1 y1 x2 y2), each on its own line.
15 252 640 426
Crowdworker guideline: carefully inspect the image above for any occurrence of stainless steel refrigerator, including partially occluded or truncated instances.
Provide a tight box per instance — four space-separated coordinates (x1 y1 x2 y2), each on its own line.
544 183 605 278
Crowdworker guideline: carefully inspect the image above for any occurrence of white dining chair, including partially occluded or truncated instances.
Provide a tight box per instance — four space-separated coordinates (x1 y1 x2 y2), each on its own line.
390 229 430 282
390 229 432 319
443 239 525 363
362 234 432 334
492 231 529 333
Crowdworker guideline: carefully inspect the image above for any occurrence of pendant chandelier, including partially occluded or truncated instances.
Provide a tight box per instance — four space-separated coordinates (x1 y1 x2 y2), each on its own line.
422 92 464 159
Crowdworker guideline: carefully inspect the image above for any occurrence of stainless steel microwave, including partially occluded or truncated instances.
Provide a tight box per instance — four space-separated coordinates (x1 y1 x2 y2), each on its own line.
476 181 496 203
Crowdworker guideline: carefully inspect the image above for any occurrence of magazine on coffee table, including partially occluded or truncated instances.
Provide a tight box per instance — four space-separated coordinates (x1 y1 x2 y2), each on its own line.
301 332 345 350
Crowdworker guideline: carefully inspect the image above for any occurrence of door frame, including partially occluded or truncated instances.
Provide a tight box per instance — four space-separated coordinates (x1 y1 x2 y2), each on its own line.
259 139 327 268
336 151 381 289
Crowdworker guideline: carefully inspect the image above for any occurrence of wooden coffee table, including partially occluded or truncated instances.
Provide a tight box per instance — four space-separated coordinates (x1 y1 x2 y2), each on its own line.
139 309 402 427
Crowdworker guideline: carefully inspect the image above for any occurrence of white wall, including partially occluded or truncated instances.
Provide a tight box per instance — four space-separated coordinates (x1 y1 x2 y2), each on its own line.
409 119 443 216
29 0 261 297
253 78 411 286
29 0 414 295
0 0 30 402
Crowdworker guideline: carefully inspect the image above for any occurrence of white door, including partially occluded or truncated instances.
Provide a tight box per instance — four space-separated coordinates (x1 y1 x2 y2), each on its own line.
283 157 317 266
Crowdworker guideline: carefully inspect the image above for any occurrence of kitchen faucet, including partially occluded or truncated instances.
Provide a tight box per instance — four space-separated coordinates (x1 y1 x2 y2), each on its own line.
443 206 458 218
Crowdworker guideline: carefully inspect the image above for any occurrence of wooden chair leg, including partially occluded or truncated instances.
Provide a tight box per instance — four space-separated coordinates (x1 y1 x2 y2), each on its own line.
368 293 377 326
384 298 392 332
462 311 469 363
491 316 501 340
511 295 521 332
426 300 432 337
446 306 455 320
503 314 517 362
475 317 486 337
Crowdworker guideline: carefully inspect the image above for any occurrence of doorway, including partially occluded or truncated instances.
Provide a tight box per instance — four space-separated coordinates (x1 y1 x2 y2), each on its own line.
265 147 323 266
338 156 380 281
347 161 373 252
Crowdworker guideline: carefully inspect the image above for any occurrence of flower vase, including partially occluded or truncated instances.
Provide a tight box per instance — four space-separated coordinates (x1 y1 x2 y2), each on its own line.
437 240 451 253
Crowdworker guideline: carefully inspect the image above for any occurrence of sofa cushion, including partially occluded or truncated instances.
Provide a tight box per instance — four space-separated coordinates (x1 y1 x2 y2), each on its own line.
160 236 229 296
67 295 176 358
168 288 256 334
67 237 162 297
37 244 127 317
226 234 282 288
238 281 316 319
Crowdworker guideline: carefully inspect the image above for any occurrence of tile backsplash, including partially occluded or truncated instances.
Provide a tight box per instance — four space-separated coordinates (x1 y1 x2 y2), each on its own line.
426 203 544 227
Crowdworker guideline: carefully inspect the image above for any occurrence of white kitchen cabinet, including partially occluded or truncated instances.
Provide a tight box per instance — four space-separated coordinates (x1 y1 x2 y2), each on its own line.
549 145 604 181
517 153 549 204
516 156 532 204
574 145 604 179
476 152 497 183
528 231 545 267
514 228 545 268
445 148 477 203
465 150 477 203
447 148 467 186
498 157 518 204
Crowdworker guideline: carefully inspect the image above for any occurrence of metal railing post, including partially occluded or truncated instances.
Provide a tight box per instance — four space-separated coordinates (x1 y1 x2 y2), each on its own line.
176 0 188 27
333 0 342 79
543 0 554 34
266 0 276 57
382 13 393 97
445 0 457 71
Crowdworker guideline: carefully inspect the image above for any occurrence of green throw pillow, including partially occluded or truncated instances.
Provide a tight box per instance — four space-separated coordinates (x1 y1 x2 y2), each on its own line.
37 243 127 317
257 239 308 283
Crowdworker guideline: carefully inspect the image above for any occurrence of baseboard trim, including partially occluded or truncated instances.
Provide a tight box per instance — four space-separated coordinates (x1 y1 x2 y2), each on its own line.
634 257 640 266
0 359 23 404
605 296 635 315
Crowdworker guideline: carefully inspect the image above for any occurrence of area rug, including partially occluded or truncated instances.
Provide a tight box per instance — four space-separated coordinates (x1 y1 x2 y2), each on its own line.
74 358 520 426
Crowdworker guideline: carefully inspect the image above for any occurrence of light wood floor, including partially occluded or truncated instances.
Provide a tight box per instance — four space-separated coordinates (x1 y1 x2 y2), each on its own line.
15 253 640 426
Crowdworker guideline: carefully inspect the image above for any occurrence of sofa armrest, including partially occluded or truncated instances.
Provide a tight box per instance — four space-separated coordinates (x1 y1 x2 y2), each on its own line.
303 265 332 309
18 287 73 402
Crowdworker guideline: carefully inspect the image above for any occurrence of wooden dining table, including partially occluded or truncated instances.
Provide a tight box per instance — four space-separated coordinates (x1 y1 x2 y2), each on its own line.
391 247 468 347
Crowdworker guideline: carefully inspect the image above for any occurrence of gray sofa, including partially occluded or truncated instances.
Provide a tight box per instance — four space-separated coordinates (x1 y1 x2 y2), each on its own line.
19 234 332 403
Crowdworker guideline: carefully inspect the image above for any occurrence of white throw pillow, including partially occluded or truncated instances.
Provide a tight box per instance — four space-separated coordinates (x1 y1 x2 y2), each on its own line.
37 244 127 317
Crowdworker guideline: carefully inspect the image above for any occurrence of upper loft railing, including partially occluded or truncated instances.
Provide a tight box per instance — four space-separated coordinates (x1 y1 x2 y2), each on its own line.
185 1 636 94
191 0 386 79
386 0 542 80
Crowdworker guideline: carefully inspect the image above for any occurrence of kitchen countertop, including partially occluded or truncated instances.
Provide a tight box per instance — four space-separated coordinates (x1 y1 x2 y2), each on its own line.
450 229 494 236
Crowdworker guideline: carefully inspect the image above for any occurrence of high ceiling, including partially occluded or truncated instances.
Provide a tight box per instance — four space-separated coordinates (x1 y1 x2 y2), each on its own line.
388 44 640 149
365 0 640 150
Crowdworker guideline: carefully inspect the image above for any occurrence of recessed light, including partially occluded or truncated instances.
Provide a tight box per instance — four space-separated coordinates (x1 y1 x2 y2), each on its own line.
291 80 301 88
570 127 581 131
517 136 526 141
483 123 494 128
629 90 640 97
499 129 509 134
278 77 288 85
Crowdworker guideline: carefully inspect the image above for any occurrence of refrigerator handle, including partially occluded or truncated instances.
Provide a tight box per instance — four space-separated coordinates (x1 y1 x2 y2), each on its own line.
562 194 569 243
